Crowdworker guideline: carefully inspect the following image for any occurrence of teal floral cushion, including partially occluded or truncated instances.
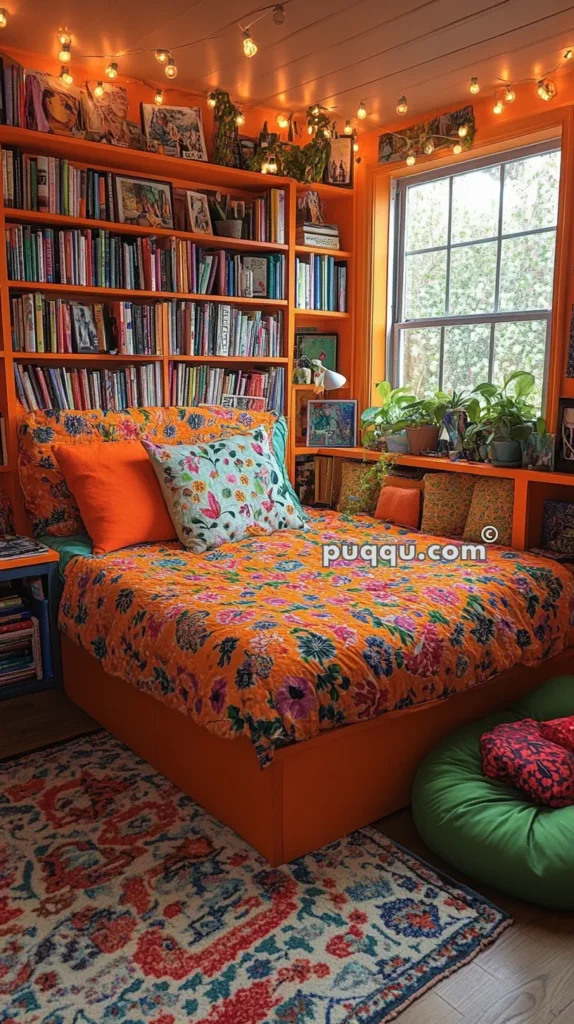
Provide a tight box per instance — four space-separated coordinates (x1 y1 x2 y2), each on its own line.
144 428 306 553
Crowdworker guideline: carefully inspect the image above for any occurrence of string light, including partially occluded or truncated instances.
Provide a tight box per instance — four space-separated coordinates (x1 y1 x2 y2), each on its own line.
267 155 278 173
343 119 352 135
207 92 217 108
406 150 416 166
323 127 331 139
352 133 359 153
94 82 105 99
565 49 573 59
453 142 463 154
58 30 71 47
243 29 257 57
493 98 504 114
155 49 169 64
311 105 320 116
165 56 178 79
307 124 314 134
154 88 163 105
423 139 435 154
59 42 72 64
504 85 515 103
537 78 556 101
261 159 270 174
272 4 286 24
235 111 245 126
276 113 290 128
105 61 118 80
469 77 480 94
458 124 469 138
396 95 408 115
357 100 367 119
0 9 8 28
59 66 74 86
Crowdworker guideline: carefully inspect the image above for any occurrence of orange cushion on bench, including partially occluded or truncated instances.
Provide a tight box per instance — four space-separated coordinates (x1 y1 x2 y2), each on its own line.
54 441 176 554
375 484 420 529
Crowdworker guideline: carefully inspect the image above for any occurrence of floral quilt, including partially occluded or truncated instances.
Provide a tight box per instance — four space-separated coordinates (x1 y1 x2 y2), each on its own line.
59 511 574 767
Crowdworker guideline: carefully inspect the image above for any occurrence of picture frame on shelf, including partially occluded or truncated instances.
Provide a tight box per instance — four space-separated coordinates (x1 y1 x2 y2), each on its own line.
113 175 174 229
324 136 354 188
140 104 208 161
306 399 357 447
24 70 83 136
295 331 338 372
556 399 574 473
81 82 132 148
70 304 99 353
186 191 213 234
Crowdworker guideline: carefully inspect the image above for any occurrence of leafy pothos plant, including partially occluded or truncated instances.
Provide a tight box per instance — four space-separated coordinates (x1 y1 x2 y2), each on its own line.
250 106 334 183
211 89 243 167
464 371 542 446
360 381 417 445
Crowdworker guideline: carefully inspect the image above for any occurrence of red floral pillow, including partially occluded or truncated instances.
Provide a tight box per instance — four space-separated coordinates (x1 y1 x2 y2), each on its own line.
540 716 574 753
481 719 574 808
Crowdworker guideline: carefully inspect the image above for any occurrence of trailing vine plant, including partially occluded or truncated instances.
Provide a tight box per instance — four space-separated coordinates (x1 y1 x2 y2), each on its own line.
211 89 243 167
250 105 335 182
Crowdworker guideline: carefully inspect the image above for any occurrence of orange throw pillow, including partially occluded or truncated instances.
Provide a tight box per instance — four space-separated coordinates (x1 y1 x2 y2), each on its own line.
375 485 421 529
54 441 176 554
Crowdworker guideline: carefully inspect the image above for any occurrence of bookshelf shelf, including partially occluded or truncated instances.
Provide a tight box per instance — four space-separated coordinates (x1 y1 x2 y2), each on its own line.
8 282 289 307
296 182 354 200
294 308 350 318
295 245 352 258
13 352 163 362
169 355 288 364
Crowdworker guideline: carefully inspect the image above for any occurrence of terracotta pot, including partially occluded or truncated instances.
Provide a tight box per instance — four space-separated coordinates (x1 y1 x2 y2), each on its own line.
406 425 440 455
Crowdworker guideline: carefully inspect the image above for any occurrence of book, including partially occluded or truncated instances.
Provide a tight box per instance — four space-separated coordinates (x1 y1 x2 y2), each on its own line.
15 363 163 413
0 535 50 561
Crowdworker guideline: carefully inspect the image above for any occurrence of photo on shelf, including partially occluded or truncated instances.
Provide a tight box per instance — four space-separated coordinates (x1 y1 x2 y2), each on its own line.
81 82 133 148
295 331 338 371
325 136 354 188
24 70 83 136
70 304 100 354
306 399 357 447
141 104 208 161
113 175 174 229
556 399 574 473
186 191 213 234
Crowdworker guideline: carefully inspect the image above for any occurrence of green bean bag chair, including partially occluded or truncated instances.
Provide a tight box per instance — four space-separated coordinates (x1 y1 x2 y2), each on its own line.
412 675 574 909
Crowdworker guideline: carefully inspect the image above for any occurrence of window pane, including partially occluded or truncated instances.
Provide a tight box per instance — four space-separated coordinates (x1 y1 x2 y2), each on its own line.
449 240 497 315
405 178 449 251
451 165 500 243
399 328 441 397
442 324 491 393
502 150 560 234
404 250 447 319
498 231 556 311
493 320 547 409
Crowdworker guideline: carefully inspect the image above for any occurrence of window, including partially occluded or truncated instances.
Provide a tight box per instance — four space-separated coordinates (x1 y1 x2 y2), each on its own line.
389 144 561 408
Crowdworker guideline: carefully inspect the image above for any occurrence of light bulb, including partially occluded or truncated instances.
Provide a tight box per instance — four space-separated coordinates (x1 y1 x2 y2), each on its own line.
207 92 217 108
59 44 72 64
155 49 169 64
453 142 463 154
323 127 331 139
312 105 320 116
267 156 278 174
154 88 163 105
396 95 408 115
243 29 257 57
94 82 105 99
406 151 416 166
307 123 314 134
272 4 285 24
58 29 71 47
423 138 435 155
276 113 289 128
357 100 367 119
493 99 503 114
235 112 245 127
165 57 178 79
352 139 359 153
469 76 479 95
538 78 556 101
261 160 269 174
0 9 8 28
105 61 118 80
458 124 468 137
504 85 515 103
343 119 352 135
565 49 573 59
59 66 74 86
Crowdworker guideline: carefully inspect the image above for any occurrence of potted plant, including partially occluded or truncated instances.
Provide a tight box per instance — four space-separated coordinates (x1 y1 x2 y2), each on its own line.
469 371 537 467
396 395 449 455
360 381 417 453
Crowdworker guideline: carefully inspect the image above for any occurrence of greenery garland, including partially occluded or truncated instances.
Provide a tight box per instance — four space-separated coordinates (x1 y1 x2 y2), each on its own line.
248 105 334 182
211 89 243 167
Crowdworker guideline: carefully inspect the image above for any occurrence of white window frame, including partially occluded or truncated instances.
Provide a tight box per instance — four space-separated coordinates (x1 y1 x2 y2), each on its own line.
387 140 561 403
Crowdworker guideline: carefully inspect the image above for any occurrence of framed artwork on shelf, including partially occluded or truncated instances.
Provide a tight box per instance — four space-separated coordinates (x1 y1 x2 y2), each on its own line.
306 399 357 447
81 82 132 148
24 70 83 136
324 136 354 188
295 331 338 371
186 191 213 234
113 175 174 229
556 399 574 473
140 104 208 161
70 305 99 353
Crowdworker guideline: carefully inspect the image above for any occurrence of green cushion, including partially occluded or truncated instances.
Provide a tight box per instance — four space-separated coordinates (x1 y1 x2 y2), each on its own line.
412 675 574 909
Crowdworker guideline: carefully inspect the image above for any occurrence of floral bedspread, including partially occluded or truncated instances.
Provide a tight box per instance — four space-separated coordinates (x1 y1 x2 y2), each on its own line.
59 511 574 767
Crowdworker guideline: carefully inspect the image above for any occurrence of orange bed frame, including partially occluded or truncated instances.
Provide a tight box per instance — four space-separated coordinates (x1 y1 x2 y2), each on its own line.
63 634 574 866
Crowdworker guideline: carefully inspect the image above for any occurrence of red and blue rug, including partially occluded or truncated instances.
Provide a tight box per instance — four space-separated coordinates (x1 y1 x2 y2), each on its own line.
0 731 510 1023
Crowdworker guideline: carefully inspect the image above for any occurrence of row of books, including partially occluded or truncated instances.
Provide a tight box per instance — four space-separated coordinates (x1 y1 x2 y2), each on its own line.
165 303 284 358
0 586 43 689
14 363 163 412
242 191 286 245
295 254 348 312
169 364 285 414
6 225 286 297
0 55 24 129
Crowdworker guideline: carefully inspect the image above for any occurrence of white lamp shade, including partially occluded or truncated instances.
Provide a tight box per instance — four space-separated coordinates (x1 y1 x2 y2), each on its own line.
322 369 347 391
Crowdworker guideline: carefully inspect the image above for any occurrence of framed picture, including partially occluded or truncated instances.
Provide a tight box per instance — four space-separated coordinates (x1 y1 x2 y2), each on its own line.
82 82 132 147
306 399 357 447
71 304 99 353
556 399 574 473
295 331 338 371
141 104 207 161
325 136 354 188
186 191 213 234
239 135 257 170
24 70 83 136
114 175 174 229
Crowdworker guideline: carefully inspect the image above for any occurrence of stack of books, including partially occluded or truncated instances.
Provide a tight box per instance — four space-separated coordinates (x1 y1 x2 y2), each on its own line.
296 222 341 250
169 364 285 413
0 589 42 690
295 253 347 311
14 363 163 412
11 295 163 355
2 148 115 219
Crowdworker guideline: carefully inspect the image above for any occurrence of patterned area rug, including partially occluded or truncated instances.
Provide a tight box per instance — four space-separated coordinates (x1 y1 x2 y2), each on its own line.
0 732 511 1024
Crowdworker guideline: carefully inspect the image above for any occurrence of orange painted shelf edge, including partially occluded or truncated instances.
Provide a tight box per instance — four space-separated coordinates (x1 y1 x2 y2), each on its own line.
13 352 164 362
8 281 289 306
295 244 352 258
294 308 349 318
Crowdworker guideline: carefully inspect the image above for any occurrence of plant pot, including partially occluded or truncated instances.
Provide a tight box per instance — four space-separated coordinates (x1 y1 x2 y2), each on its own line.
384 431 409 454
489 439 522 468
406 425 439 455
215 219 243 238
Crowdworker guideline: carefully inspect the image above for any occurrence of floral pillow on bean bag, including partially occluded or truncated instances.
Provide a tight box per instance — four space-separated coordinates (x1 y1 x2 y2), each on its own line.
144 428 306 553
540 716 574 753
481 718 574 808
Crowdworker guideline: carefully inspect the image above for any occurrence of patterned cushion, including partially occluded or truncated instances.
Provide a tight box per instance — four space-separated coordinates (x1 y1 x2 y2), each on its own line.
18 407 283 537
337 461 384 516
542 500 574 554
540 716 574 752
420 472 475 538
144 429 306 553
463 477 514 547
481 719 574 808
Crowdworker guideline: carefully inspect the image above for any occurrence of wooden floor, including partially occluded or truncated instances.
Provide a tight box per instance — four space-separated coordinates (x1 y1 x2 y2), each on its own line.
1 691 573 1024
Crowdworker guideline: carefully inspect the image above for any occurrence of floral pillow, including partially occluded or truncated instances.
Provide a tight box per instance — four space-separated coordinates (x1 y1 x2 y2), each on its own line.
144 428 306 553
540 716 574 752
